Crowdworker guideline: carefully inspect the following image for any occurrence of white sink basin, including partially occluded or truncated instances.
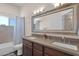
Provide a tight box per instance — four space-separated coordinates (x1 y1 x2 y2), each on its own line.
52 42 78 50
29 37 36 39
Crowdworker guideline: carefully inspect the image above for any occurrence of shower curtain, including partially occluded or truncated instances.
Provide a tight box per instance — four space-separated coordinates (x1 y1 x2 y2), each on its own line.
9 16 25 45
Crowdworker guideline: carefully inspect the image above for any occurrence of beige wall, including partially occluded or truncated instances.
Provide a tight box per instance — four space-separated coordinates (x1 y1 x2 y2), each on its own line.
20 4 55 36
0 4 20 17
20 7 32 36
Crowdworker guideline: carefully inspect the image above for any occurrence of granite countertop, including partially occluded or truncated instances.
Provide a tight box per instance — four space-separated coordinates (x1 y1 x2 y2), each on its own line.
32 33 79 39
23 36 79 56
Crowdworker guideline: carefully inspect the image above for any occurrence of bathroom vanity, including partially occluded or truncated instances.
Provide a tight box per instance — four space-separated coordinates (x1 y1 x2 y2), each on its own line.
23 36 79 56
23 36 72 56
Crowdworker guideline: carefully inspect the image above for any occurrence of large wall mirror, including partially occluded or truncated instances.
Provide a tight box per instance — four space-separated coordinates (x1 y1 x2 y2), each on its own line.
32 4 77 34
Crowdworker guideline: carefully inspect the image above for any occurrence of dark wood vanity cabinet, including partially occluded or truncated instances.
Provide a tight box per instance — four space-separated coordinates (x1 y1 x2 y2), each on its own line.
33 49 43 56
23 39 71 56
23 44 32 56
23 39 32 56
44 46 71 56
33 43 43 56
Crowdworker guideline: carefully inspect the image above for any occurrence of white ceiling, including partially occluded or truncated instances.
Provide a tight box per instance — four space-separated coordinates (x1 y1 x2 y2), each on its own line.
8 3 55 12
9 3 53 7
6 3 55 16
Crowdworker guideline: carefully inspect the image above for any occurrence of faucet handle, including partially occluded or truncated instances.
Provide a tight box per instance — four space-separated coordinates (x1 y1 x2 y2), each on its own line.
60 36 65 43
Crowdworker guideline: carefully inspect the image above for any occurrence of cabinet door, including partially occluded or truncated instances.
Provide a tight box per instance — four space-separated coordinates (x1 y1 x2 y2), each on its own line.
33 49 43 56
44 46 71 56
33 42 43 56
44 53 50 56
23 44 32 56
33 43 43 51
23 39 32 46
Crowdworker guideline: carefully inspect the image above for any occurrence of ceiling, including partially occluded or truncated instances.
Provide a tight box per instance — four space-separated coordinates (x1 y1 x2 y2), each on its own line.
6 3 55 16
8 3 55 12
9 3 53 7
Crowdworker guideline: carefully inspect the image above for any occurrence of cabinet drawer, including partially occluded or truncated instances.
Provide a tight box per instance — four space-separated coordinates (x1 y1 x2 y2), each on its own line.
23 44 32 56
44 46 70 56
33 49 43 56
23 39 32 46
33 43 43 51
44 53 50 56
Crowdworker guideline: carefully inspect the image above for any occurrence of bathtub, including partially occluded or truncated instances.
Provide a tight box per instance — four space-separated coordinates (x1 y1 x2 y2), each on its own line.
0 42 16 56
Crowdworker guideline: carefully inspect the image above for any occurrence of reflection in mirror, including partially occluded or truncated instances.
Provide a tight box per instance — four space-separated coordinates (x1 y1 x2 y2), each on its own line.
63 11 74 31
33 8 74 32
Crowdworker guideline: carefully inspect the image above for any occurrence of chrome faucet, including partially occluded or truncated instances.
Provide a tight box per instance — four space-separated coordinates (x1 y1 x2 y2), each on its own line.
59 36 65 43
61 36 70 44
43 33 47 39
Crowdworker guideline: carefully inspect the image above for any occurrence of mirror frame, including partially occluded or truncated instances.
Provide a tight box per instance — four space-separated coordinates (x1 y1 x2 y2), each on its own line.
31 3 77 35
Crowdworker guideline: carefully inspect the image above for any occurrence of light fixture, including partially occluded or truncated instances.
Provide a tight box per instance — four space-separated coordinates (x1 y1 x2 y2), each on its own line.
33 9 39 14
52 3 65 8
53 3 60 7
36 9 40 13
33 10 37 14
40 7 45 12
33 7 45 15
60 3 65 5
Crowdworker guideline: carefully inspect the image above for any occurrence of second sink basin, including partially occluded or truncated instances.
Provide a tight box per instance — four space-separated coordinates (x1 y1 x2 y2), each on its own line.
52 42 78 50
28 37 37 39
